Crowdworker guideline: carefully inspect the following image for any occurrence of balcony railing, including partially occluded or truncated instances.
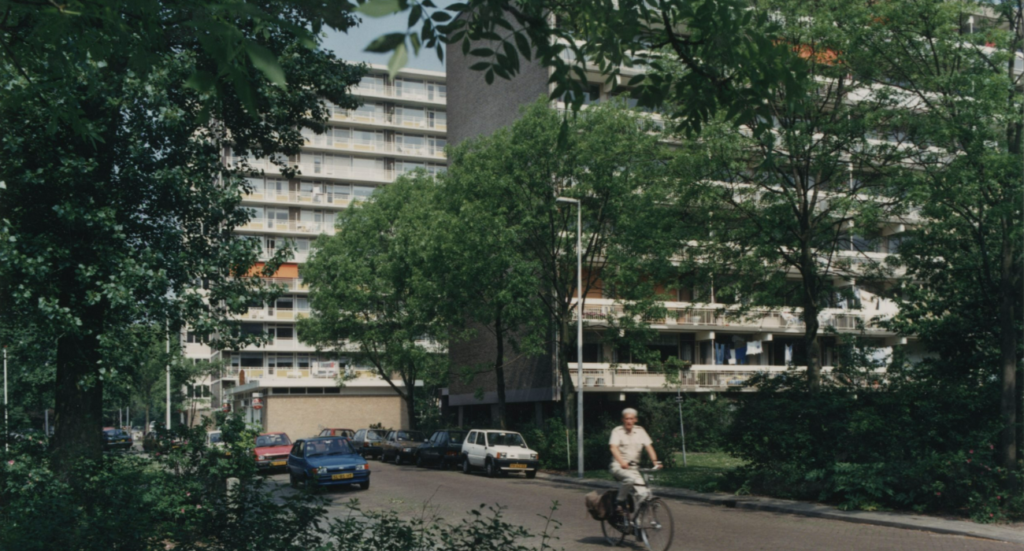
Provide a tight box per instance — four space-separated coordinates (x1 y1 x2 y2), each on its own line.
302 138 447 160
570 364 818 391
330 111 447 132
246 189 353 207
240 218 334 236
242 308 311 321
258 249 311 263
351 84 447 103
263 277 308 292
572 299 891 333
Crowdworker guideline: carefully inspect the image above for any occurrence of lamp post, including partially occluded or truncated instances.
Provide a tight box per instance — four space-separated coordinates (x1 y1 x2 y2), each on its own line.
556 196 583 479
166 322 171 430
4 347 8 452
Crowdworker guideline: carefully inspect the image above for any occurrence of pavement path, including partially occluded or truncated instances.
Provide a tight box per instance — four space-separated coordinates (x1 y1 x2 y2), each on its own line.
266 460 1023 551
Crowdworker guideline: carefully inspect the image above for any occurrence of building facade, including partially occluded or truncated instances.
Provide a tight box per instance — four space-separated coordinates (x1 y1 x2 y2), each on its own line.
445 37 924 426
183 65 446 436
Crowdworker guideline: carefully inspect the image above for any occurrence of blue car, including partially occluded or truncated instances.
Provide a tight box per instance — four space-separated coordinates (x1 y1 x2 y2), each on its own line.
286 436 370 491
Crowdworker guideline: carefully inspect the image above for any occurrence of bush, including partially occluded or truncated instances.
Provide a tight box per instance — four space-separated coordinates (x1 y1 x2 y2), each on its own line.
637 393 732 457
0 414 328 551
726 372 1023 521
522 416 613 472
325 501 562 551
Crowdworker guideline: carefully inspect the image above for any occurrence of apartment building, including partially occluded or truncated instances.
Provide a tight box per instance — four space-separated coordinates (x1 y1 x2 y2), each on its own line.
445 35 928 426
183 65 445 434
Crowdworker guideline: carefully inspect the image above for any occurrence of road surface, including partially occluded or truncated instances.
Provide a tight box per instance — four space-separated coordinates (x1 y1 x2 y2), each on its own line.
266 461 1021 551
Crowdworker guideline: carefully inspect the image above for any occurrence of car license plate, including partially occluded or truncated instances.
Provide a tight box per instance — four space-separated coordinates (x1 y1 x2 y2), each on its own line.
271 460 286 467
510 463 528 469
331 473 354 480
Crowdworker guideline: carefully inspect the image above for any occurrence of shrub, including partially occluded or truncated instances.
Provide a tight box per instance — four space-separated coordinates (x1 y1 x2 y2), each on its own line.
726 372 1023 521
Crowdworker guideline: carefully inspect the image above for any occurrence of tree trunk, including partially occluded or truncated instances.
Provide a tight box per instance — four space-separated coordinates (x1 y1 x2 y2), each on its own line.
404 389 417 431
494 309 507 429
803 298 822 392
51 313 105 471
997 232 1017 472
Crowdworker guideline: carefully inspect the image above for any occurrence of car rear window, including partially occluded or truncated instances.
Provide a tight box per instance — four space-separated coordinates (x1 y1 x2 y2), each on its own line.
448 432 466 444
394 431 425 441
104 429 127 437
208 433 223 444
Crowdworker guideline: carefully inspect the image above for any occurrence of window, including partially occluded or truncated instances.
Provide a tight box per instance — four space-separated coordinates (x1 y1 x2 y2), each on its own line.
276 297 294 311
185 331 201 344
269 325 293 340
353 186 375 199
241 323 263 337
268 354 293 371
428 110 446 128
485 432 525 447
395 78 426 98
296 297 309 311
296 354 311 368
239 352 263 368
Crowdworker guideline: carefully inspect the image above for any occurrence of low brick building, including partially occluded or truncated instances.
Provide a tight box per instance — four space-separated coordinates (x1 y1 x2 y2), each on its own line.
225 374 418 439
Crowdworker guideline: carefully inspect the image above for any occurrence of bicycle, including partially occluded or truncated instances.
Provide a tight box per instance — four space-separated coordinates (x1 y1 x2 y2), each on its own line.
600 465 675 551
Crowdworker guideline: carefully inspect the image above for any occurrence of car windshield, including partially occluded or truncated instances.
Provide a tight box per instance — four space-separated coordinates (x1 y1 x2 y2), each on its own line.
447 432 467 444
366 430 385 442
208 432 223 444
394 431 425 441
486 432 525 447
305 438 356 457
256 434 291 447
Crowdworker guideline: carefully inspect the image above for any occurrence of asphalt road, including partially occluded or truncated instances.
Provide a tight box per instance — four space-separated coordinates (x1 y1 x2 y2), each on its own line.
266 460 1023 551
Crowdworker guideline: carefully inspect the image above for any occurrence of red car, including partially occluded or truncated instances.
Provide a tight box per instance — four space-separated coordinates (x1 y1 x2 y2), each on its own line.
255 432 292 471
317 428 355 438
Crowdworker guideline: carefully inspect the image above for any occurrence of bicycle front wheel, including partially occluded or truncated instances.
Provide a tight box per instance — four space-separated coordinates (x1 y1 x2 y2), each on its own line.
601 519 627 547
638 498 674 551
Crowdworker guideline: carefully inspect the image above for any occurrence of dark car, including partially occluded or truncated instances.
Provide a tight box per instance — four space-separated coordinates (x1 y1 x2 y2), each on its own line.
286 436 370 491
142 430 181 454
102 427 133 452
351 428 388 459
381 430 428 465
416 430 467 469
317 428 355 439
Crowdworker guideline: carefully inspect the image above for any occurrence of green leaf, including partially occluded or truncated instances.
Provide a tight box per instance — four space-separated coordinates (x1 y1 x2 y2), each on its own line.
430 11 452 22
366 32 407 53
388 42 409 79
514 32 532 61
184 71 216 93
357 0 405 18
470 48 494 57
246 43 287 88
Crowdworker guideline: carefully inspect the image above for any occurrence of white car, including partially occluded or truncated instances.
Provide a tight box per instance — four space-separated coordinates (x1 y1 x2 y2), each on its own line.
460 429 539 478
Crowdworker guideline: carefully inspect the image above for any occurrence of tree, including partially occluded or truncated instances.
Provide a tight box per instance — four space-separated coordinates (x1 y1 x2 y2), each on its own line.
356 0 806 135
437 100 684 426
669 0 914 390
298 174 447 430
0 2 365 469
423 151 546 430
852 0 1023 473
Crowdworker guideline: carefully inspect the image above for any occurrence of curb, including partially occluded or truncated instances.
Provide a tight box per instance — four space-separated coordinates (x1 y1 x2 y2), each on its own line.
535 473 1024 546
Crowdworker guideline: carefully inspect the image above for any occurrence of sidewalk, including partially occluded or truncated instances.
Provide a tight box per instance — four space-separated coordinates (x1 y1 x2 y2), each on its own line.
536 472 1024 546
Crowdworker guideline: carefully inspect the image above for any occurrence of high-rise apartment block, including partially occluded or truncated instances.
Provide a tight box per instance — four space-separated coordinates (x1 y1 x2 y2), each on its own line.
183 65 446 434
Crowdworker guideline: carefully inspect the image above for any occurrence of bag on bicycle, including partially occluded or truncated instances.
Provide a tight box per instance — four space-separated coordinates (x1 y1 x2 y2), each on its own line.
585 490 618 521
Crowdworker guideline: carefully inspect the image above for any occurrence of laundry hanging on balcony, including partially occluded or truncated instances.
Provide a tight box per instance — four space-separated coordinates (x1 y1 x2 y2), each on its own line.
746 341 763 355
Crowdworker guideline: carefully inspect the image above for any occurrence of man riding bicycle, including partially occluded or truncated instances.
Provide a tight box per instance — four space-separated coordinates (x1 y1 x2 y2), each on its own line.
609 408 661 510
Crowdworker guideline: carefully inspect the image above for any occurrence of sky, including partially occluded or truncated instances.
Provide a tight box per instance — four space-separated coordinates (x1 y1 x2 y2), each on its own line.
320 12 447 73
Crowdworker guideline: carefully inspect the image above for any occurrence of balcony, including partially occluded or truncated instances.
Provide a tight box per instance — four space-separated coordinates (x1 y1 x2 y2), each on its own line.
569 364 829 392
239 218 335 236
241 308 311 322
573 298 893 335
245 189 352 208
241 157 395 184
330 111 447 133
351 83 446 105
258 249 311 263
302 138 447 160
263 277 308 292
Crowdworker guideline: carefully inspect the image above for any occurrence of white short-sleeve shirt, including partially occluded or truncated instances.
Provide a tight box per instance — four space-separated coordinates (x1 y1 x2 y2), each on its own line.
609 425 652 464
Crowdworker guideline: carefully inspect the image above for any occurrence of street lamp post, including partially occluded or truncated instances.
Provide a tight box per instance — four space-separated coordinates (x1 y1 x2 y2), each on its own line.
556 196 583 479
166 322 171 430
4 347 8 452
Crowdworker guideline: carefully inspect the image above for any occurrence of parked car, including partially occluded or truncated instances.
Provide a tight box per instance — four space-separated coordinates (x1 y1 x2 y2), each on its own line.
255 432 292 471
286 436 370 490
206 430 231 455
460 429 539 478
142 430 181 454
350 428 388 459
380 430 427 465
317 428 355 439
102 427 133 452
416 429 468 469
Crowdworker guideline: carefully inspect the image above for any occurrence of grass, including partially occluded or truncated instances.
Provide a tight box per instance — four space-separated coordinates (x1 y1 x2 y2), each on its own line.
583 452 746 493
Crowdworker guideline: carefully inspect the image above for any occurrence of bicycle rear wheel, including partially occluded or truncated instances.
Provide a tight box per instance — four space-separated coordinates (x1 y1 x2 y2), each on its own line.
601 519 628 547
637 498 674 551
